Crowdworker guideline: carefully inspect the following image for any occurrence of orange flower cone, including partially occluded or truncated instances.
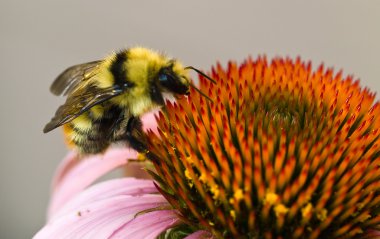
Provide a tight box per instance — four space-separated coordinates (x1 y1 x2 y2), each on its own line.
146 56 380 238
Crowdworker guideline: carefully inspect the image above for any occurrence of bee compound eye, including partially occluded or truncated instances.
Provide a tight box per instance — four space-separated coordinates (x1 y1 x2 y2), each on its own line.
158 73 168 83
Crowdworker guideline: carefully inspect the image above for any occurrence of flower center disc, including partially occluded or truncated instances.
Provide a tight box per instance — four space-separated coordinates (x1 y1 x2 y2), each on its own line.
147 57 380 239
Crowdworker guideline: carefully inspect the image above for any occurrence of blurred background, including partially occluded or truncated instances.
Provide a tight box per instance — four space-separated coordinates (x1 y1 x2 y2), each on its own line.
0 1 379 238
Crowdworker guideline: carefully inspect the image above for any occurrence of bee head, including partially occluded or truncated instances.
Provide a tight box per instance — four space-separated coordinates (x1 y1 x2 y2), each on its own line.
156 59 216 102
157 60 190 96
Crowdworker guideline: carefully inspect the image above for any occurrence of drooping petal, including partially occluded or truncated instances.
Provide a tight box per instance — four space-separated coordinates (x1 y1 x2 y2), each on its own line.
48 148 137 218
110 210 180 238
48 111 160 217
51 151 79 191
363 230 380 239
51 178 158 220
35 194 170 239
39 177 178 239
184 230 215 239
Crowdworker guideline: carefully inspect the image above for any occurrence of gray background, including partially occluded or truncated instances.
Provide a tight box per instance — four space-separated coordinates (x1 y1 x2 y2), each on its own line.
1 1 379 238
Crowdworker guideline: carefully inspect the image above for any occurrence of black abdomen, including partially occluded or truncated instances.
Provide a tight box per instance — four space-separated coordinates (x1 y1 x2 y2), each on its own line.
64 105 128 154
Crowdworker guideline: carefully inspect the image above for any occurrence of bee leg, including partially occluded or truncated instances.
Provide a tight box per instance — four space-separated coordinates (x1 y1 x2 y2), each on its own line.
126 116 148 153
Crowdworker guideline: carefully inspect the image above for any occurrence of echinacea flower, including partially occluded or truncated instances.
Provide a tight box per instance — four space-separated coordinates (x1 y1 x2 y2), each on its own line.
35 56 380 239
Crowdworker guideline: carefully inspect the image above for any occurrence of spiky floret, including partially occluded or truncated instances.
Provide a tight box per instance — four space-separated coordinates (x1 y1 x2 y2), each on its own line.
146 56 380 238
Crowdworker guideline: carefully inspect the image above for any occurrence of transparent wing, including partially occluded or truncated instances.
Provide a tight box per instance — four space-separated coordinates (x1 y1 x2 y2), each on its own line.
43 85 124 133
50 60 102 96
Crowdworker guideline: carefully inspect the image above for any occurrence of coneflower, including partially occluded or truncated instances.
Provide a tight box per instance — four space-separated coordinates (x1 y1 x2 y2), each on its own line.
146 57 380 238
34 57 380 239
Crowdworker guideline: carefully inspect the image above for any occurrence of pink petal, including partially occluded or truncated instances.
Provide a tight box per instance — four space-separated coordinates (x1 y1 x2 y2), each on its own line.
363 230 380 239
184 230 215 239
48 148 137 218
51 178 158 220
110 210 180 238
51 151 79 191
123 161 152 179
34 195 170 239
141 110 159 134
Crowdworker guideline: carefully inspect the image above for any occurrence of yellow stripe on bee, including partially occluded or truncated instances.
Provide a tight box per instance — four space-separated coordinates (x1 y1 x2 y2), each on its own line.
112 47 166 114
128 47 166 68
126 47 167 83
110 93 156 115
63 123 87 145
95 56 117 89
126 59 150 87
89 105 104 120
129 97 155 115
71 114 92 131
129 96 155 115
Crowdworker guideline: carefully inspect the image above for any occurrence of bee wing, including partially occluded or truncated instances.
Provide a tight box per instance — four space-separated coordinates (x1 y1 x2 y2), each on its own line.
43 85 124 133
50 60 102 96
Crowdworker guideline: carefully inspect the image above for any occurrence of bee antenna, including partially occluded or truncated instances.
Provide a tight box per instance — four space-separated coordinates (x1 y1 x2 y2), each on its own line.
185 66 217 84
189 82 213 103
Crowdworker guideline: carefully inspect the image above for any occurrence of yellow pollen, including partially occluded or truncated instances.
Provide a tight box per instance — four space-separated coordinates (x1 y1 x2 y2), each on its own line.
184 170 194 188
188 181 194 188
137 153 147 161
233 188 244 201
186 156 193 164
210 185 220 199
230 210 236 221
184 169 192 180
264 192 278 205
301 203 313 218
199 173 207 183
317 209 328 221
142 56 380 238
274 204 289 217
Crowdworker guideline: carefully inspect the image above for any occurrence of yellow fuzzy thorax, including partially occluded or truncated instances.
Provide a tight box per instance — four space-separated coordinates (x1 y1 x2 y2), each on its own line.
95 47 188 115
95 47 187 88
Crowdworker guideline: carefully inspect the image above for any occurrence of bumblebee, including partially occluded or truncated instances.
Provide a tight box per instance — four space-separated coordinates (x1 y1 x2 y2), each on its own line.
44 47 214 154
